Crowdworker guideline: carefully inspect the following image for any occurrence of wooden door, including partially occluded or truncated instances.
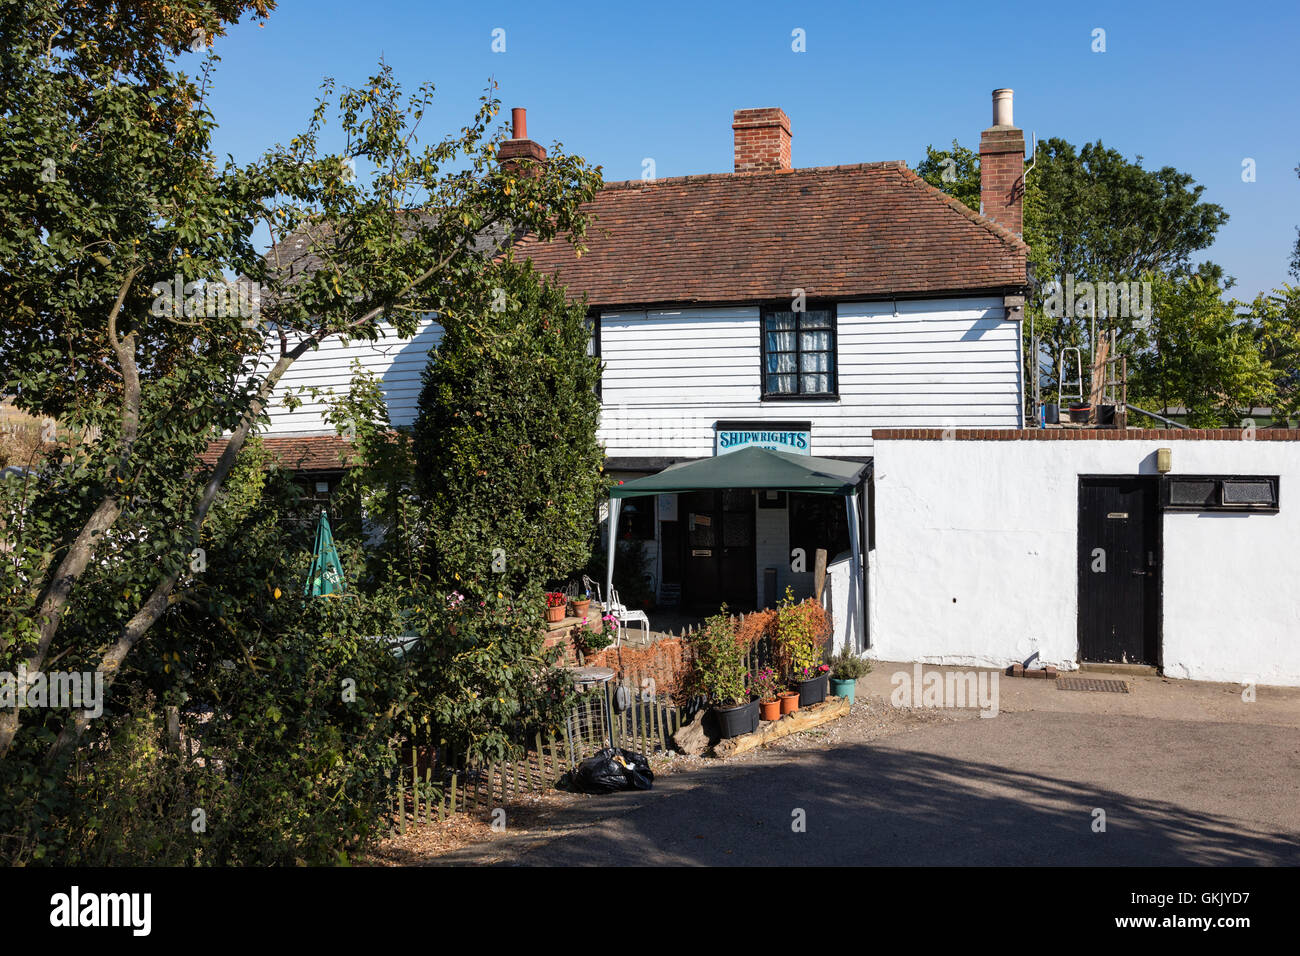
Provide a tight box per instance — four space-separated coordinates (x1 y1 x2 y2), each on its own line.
1077 478 1160 665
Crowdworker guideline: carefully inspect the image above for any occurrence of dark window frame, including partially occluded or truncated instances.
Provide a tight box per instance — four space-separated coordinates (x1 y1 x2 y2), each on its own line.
587 309 602 400
760 303 839 400
1160 474 1280 514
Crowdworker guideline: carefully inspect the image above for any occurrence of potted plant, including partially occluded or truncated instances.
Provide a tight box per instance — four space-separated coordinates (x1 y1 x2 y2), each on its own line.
777 689 800 715
829 647 872 704
571 590 592 618
688 611 758 739
776 587 829 707
545 591 567 623
796 663 831 707
576 612 617 657
752 667 783 722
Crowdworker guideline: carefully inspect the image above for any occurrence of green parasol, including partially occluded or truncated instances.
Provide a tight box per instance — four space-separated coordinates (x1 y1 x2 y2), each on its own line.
304 510 347 597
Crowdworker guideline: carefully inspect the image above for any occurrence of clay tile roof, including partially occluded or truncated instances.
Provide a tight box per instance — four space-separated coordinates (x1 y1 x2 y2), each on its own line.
515 162 1028 308
201 435 358 473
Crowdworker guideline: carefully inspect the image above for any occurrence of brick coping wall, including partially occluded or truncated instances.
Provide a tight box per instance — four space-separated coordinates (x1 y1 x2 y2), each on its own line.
871 428 1300 441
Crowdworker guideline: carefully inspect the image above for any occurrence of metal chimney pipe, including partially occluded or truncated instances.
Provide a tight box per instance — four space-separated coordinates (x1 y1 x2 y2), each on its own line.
511 107 527 140
992 89 1013 127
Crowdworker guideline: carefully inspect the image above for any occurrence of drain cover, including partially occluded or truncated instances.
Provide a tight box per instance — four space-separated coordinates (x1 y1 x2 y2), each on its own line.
1056 677 1128 693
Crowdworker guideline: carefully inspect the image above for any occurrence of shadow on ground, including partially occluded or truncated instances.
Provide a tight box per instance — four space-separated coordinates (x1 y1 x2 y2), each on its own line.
433 712 1300 866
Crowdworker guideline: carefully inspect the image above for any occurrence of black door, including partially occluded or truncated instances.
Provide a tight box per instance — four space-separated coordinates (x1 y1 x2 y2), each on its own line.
680 490 756 611
719 489 756 609
1077 477 1160 665
682 491 720 609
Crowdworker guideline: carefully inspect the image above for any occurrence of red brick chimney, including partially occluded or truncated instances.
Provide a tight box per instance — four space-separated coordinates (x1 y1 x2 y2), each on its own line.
979 89 1025 235
733 108 791 173
498 107 547 170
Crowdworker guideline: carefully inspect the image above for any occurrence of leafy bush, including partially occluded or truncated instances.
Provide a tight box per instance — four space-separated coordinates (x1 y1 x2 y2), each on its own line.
751 666 783 702
687 611 749 706
401 586 577 767
0 467 414 866
775 587 830 679
413 257 606 596
830 647 872 681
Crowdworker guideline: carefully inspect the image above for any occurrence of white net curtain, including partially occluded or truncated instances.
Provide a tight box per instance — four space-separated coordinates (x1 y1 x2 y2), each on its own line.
764 309 834 395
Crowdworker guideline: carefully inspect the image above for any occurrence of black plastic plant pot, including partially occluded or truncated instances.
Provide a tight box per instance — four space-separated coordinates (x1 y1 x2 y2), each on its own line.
714 699 760 739
797 673 829 708
1068 403 1092 424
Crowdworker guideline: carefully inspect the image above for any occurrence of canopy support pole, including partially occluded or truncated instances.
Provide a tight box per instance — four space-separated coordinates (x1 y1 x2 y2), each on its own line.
604 497 621 610
845 492 865 653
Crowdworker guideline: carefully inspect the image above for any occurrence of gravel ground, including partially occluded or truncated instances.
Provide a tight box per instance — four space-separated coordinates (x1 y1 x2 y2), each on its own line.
651 693 963 774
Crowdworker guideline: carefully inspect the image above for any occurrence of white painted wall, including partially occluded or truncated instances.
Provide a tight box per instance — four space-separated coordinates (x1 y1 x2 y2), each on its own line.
252 317 442 435
870 439 1300 687
824 549 865 656
599 297 1020 458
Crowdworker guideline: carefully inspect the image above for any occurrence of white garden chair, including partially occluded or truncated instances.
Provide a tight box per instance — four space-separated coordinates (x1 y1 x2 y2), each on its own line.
607 587 650 646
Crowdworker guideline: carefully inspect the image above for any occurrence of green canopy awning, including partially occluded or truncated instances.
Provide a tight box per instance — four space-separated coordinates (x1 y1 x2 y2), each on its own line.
304 511 347 597
609 446 867 498
602 445 868 649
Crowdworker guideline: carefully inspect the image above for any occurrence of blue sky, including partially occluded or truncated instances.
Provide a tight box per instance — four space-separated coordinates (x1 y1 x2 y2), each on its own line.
202 0 1299 300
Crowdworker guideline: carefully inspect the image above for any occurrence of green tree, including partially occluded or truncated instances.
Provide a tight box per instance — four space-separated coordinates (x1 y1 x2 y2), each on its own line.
0 0 282 758
914 140 981 213
319 361 583 768
917 137 1229 409
1129 275 1273 427
0 0 601 764
412 257 606 595
1250 284 1300 424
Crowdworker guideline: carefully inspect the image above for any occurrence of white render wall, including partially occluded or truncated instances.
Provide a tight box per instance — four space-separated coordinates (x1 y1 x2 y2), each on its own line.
252 317 442 435
870 438 1300 687
824 550 866 656
599 297 1021 458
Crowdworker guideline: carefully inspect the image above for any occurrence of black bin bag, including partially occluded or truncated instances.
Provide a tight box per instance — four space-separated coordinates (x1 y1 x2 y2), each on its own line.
572 748 654 794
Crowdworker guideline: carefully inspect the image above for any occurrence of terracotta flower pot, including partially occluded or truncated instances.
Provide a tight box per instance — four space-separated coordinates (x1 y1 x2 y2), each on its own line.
571 599 591 618
545 605 565 623
759 698 782 722
778 690 799 715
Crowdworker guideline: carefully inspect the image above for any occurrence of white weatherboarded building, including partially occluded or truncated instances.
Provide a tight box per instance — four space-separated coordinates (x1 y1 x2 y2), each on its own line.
597 297 1022 460
514 96 1031 624
234 91 1300 688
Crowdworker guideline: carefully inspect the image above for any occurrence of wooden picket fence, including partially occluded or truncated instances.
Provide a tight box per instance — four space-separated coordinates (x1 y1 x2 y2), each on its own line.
387 679 686 834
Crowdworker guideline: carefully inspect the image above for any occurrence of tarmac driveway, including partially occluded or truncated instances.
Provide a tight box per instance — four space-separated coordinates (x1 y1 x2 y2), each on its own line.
434 708 1300 866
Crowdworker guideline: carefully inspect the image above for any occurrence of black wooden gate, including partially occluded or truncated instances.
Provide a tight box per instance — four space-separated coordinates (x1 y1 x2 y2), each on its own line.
1077 477 1161 665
